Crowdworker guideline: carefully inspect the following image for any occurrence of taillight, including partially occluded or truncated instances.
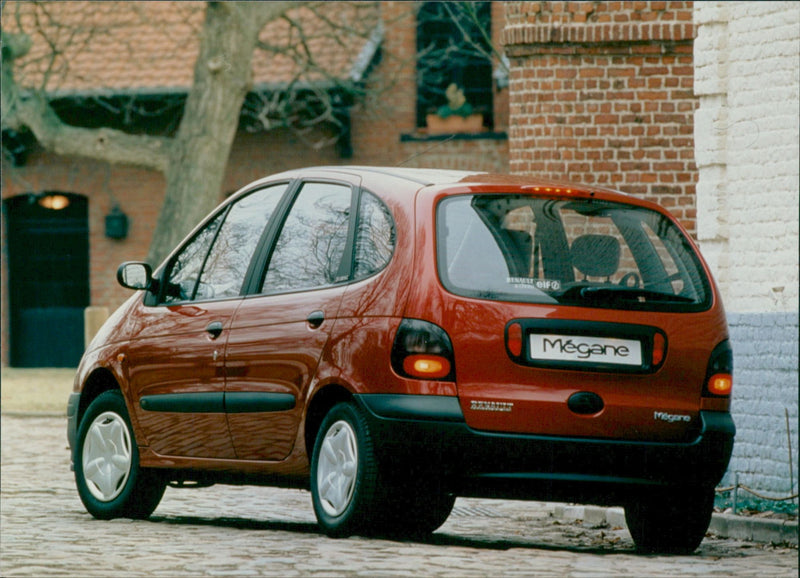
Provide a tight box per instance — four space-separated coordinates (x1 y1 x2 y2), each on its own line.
391 319 456 381
652 331 666 367
506 322 523 357
704 340 733 397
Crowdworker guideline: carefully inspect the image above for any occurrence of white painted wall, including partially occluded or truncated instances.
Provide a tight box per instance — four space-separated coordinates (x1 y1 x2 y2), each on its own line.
694 1 799 498
695 1 799 314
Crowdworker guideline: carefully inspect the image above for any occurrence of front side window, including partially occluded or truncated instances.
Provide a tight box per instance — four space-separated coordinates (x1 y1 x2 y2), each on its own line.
437 195 711 311
196 184 288 300
261 182 352 293
161 184 287 304
162 212 224 303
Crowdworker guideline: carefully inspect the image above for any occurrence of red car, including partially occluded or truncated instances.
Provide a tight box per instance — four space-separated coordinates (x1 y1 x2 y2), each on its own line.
68 166 734 553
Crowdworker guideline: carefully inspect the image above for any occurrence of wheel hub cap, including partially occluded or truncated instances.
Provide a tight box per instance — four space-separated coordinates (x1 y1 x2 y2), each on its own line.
317 420 358 516
82 411 132 502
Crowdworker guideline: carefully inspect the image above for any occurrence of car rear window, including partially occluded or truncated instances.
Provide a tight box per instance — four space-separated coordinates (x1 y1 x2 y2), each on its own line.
436 194 711 311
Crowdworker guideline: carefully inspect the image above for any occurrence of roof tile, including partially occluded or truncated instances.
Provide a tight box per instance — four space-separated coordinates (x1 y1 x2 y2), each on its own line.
5 1 380 94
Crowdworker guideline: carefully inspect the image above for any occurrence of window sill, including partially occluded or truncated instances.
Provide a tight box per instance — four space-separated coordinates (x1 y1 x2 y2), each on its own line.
400 131 508 143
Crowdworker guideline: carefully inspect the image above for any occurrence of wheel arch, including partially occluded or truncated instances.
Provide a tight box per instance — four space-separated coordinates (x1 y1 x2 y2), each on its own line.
77 367 121 425
304 384 354 458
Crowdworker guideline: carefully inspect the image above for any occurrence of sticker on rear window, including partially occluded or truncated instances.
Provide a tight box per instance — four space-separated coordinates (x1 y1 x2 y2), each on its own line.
507 277 562 291
529 334 642 366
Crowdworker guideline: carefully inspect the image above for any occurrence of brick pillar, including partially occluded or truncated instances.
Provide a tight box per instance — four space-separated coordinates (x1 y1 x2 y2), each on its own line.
503 1 698 235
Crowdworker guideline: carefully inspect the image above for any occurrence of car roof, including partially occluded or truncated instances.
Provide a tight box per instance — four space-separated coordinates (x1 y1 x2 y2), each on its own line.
268 165 628 192
239 165 663 211
314 166 644 204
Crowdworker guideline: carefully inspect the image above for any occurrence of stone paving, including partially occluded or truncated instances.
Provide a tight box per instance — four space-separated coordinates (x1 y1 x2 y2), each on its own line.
1 415 797 577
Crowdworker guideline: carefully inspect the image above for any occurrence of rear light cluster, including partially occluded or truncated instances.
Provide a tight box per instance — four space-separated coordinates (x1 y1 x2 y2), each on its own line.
704 340 733 397
391 319 456 381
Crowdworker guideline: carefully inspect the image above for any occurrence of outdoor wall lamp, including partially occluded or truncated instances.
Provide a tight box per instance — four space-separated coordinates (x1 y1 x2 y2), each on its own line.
37 193 71 210
105 205 129 240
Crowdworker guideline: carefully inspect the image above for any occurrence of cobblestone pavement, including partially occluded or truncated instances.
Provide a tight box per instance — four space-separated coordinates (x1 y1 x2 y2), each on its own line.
1 416 797 577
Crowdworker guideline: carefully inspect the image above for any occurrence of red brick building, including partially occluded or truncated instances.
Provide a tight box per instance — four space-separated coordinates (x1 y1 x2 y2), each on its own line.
1 1 510 366
2 2 700 368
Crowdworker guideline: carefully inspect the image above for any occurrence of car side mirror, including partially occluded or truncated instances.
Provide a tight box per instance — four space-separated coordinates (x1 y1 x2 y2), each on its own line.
117 262 153 291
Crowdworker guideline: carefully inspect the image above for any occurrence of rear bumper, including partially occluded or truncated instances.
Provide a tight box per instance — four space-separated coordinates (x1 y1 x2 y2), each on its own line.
354 394 735 505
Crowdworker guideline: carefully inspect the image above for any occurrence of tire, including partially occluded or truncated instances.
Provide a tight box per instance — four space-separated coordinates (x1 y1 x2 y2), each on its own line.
625 486 715 554
310 402 387 537
74 390 166 520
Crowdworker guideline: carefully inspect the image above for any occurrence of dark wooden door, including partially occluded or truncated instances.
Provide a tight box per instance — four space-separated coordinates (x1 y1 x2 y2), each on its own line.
6 193 89 367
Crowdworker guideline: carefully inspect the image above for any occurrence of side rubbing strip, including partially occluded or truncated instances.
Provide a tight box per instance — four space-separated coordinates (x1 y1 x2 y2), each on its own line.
140 392 296 413
140 393 223 413
225 392 296 413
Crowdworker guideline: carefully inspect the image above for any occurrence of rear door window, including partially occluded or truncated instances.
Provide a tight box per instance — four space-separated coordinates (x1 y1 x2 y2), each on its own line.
261 182 352 294
437 195 710 311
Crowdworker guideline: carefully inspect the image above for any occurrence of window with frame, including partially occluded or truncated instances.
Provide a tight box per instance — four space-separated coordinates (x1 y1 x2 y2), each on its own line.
437 195 711 312
353 191 395 279
261 182 352 294
416 1 493 129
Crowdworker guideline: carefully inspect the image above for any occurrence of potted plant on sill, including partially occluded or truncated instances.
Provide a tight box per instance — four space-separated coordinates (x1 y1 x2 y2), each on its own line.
426 84 485 135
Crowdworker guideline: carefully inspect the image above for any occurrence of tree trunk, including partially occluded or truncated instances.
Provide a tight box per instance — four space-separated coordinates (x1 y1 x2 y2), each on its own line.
3 1 302 266
146 2 295 265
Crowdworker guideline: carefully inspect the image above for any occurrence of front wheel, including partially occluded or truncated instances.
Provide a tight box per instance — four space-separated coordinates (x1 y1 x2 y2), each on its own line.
74 390 166 519
625 486 715 554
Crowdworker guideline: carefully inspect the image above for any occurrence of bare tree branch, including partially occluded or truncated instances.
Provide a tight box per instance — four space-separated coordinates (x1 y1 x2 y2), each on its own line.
2 29 170 170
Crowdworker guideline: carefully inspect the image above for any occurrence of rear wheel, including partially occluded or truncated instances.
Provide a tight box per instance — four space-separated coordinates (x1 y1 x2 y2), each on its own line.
74 390 166 519
311 402 386 537
625 486 715 554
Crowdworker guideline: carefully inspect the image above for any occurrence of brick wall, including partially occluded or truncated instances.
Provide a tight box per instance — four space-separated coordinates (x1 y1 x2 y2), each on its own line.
694 2 799 497
503 1 698 234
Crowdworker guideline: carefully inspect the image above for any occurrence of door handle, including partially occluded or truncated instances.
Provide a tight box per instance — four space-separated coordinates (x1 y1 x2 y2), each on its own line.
206 321 224 339
306 310 325 328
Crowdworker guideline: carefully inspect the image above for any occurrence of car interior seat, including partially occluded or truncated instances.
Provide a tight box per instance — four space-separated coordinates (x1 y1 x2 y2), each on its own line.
571 234 620 282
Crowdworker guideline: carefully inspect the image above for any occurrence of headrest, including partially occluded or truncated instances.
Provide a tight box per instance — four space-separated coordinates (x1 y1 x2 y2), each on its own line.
571 234 620 278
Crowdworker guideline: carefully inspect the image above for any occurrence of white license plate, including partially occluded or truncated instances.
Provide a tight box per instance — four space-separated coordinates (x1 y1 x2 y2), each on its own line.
529 334 642 366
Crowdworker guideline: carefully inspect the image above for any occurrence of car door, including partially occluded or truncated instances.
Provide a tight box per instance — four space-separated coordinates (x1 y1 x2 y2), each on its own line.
126 183 289 458
224 178 358 461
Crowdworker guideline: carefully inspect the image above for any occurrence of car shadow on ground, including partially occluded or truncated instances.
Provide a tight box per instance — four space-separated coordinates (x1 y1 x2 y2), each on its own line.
146 513 642 556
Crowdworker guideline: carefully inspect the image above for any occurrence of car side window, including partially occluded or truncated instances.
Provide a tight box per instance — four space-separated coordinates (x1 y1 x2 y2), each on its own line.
161 184 287 304
196 185 288 300
162 212 225 303
261 182 352 294
353 191 395 279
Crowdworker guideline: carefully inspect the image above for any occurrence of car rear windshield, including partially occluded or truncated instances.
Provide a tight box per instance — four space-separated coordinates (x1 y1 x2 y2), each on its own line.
436 194 711 311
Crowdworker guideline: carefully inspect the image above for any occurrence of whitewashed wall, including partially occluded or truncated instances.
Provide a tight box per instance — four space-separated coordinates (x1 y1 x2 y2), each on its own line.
694 1 799 497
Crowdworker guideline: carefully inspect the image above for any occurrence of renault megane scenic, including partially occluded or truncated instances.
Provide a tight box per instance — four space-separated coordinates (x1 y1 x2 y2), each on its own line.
68 166 734 553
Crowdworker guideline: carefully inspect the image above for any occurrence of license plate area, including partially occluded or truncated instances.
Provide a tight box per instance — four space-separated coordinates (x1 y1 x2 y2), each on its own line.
506 319 664 373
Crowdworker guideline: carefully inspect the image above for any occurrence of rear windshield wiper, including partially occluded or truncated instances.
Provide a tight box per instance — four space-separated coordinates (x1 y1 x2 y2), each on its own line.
555 285 695 304
580 286 695 304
